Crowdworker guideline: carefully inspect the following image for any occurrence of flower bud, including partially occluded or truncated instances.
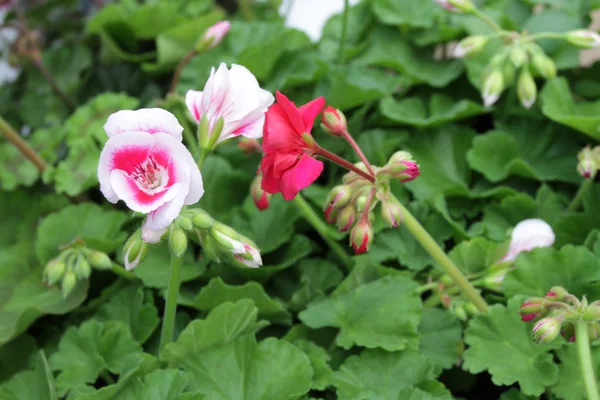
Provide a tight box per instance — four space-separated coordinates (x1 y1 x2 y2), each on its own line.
590 322 600 342
87 250 112 270
464 303 480 316
453 35 488 58
481 268 509 292
435 0 461 12
336 205 356 232
509 46 528 68
44 259 66 285
73 254 91 279
141 225 167 244
178 216 194 231
583 305 600 322
482 69 504 107
198 232 220 262
561 323 576 342
531 52 556 78
566 30 600 48
123 230 149 271
519 298 545 321
191 209 214 230
385 152 420 182
169 228 188 257
196 21 230 51
577 146 599 180
61 271 77 298
453 306 468 321
231 235 262 268
324 185 352 223
532 317 561 343
210 222 245 254
350 219 373 254
321 106 347 136
445 0 475 12
381 200 403 228
517 69 537 109
546 286 568 301
251 175 271 211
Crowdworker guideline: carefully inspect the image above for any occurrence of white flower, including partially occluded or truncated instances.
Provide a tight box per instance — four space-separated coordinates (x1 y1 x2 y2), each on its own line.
98 109 203 240
501 218 555 263
186 63 274 145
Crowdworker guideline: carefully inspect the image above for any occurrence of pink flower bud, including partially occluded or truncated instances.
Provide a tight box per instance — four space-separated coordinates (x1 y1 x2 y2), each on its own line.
577 146 599 180
384 151 420 183
202 21 231 50
546 286 568 301
336 205 356 232
251 175 271 211
381 200 403 228
522 313 538 322
321 106 347 136
350 219 373 254
323 185 352 223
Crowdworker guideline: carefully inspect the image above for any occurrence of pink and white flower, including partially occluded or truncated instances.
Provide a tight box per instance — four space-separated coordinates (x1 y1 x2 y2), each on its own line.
500 218 555 263
202 21 231 49
185 63 274 146
98 109 203 238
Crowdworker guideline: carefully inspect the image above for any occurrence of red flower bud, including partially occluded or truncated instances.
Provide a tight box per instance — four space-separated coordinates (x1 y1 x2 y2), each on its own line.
321 106 347 136
251 175 271 211
336 205 356 232
350 219 373 254
381 200 403 228
323 185 352 223
522 313 538 322
547 286 568 301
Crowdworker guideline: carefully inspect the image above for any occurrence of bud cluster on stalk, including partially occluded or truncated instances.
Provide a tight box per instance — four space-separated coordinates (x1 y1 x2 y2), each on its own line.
577 145 600 180
519 286 600 344
43 245 112 298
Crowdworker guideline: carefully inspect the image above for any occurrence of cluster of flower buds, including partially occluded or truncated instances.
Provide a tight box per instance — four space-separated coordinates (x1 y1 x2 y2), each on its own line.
519 286 600 343
376 151 420 184
577 146 600 180
43 246 112 298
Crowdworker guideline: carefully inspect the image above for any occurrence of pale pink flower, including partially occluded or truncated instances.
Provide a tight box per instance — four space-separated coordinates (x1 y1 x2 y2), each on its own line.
500 218 555 263
202 21 231 49
98 109 203 238
185 63 274 145
235 243 262 268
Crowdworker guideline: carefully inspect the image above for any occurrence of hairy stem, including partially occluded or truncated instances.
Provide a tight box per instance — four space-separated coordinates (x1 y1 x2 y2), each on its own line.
569 180 593 213
159 253 183 351
337 0 350 64
317 147 375 182
576 322 600 400
169 50 197 95
293 194 353 270
471 8 503 33
398 201 489 312
341 130 375 175
0 116 47 171
110 262 137 280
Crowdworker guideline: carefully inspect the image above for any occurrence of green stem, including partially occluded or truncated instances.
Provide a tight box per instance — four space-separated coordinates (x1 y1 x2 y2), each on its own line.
525 32 567 42
337 0 349 64
0 116 48 171
398 202 489 312
569 180 593 213
110 262 136 280
417 281 439 294
293 194 353 270
197 147 210 170
471 8 503 33
159 253 183 351
576 322 600 400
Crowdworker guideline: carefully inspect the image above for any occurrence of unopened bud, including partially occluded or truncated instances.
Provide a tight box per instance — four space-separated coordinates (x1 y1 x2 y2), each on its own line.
73 255 91 279
88 250 112 270
532 317 561 343
577 147 599 180
583 305 600 322
447 0 475 12
453 306 468 321
141 225 167 244
336 205 356 232
123 230 149 271
481 268 508 292
509 46 528 68
44 259 66 285
482 69 504 107
251 175 271 211
590 322 600 342
301 132 318 151
519 298 545 321
531 52 556 78
169 228 188 257
566 30 600 48
453 35 488 58
191 209 214 230
196 20 230 51
321 106 347 136
381 200 403 228
231 235 262 268
517 69 537 109
350 219 373 254
435 0 461 12
178 216 193 231
210 223 244 253
61 271 77 298
324 185 352 223
464 303 480 316
199 232 220 262
546 286 568 301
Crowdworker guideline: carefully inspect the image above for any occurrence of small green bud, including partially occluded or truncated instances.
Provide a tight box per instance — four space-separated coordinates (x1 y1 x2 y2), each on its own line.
566 30 600 49
583 305 600 322
210 223 243 252
453 35 488 58
199 232 220 262
191 209 214 230
464 303 480 316
509 46 528 68
61 271 77 298
321 106 347 136
44 259 66 285
178 216 193 231
517 68 537 109
590 322 600 342
169 228 188 257
88 250 112 270
531 52 556 78
546 286 568 301
532 317 561 343
73 255 91 279
336 205 356 232
448 0 475 12
123 230 149 271
324 185 352 223
482 69 504 107
453 306 468 321
577 146 599 180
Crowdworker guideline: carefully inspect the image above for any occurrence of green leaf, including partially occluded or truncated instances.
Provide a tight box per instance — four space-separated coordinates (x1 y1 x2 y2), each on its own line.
504 245 600 299
299 275 422 351
0 142 39 191
466 119 581 184
540 77 600 140
0 334 37 380
49 320 143 396
499 388 538 400
316 65 407 111
463 297 561 396
449 237 509 275
94 283 160 344
371 0 443 28
133 242 206 289
355 129 408 167
552 344 600 400
161 300 268 364
0 351 57 400
291 339 333 391
332 349 451 400
120 369 192 400
191 277 291 324
404 126 475 200
266 52 330 92
36 203 128 264
379 94 486 128
355 27 464 88
289 259 344 310
419 308 462 376
332 255 410 296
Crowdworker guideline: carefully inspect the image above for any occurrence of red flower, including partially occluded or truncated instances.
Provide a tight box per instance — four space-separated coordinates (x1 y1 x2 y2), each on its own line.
260 91 325 200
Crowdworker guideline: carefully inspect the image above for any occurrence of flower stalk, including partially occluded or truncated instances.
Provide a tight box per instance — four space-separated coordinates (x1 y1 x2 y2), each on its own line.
576 321 600 400
340 129 375 175
316 147 375 182
0 116 47 171
569 180 593 213
159 252 183 351
337 0 350 64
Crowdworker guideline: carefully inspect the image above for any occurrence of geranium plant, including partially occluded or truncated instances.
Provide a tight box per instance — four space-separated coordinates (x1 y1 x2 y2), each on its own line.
1 0 600 399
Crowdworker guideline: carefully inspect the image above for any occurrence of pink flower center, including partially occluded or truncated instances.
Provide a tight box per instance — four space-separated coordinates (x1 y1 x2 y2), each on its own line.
130 155 169 194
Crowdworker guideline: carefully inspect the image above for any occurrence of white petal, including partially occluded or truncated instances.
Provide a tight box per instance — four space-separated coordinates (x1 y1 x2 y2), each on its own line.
185 156 204 205
501 218 555 262
213 231 246 254
110 172 182 213
104 108 184 141
141 224 168 244
145 194 186 231
185 90 204 122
